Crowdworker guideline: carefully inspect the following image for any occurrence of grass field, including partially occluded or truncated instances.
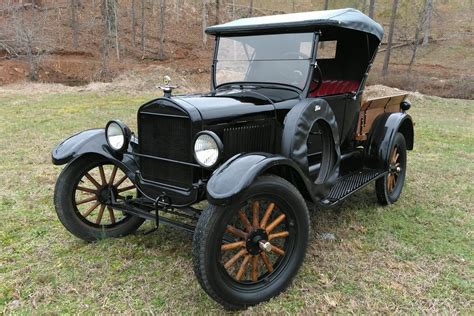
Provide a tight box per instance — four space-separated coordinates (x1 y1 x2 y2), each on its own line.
0 88 473 313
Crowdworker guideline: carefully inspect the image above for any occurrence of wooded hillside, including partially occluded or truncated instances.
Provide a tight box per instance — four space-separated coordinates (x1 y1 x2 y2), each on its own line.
0 0 472 98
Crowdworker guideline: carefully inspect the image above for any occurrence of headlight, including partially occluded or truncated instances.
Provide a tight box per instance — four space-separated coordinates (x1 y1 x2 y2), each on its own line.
193 131 223 168
105 120 131 152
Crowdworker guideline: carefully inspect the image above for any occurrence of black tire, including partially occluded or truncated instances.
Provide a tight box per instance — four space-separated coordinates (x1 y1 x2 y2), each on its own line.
54 155 145 242
376 132 407 205
192 176 309 310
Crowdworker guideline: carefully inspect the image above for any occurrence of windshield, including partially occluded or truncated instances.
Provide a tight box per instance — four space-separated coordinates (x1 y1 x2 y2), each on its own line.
215 33 314 90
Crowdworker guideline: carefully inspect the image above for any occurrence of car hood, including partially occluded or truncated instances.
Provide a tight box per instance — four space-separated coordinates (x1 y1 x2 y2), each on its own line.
172 95 277 125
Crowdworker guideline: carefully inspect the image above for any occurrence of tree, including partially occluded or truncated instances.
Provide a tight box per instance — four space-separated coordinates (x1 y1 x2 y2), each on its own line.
323 0 329 10
408 26 421 74
216 0 220 24
12 4 51 81
368 0 375 18
249 0 253 16
422 0 433 46
409 0 433 72
158 0 165 59
99 0 118 77
131 0 136 46
70 0 79 49
140 0 145 53
382 0 399 78
113 0 119 59
175 0 181 22
202 0 208 45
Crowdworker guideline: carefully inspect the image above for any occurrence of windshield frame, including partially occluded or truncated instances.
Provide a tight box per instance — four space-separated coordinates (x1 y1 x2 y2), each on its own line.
211 32 319 97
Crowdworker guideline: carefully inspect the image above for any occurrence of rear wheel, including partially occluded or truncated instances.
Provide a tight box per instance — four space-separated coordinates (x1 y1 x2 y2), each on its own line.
192 176 309 310
54 155 145 241
376 132 407 205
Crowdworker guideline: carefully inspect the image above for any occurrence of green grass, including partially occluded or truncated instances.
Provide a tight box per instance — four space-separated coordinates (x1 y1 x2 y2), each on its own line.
0 89 473 313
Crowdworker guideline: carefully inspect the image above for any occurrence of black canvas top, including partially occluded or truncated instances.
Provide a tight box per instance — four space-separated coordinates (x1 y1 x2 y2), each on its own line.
206 8 384 41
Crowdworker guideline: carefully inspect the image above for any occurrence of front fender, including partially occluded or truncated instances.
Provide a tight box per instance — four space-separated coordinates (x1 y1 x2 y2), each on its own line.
206 153 315 206
51 129 139 181
367 112 414 169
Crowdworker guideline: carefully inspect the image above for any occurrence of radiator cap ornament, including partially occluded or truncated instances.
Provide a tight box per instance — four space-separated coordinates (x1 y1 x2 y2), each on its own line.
159 75 178 98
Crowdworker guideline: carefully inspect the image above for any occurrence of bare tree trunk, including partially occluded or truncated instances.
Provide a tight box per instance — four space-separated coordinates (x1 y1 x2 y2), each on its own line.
11 5 51 81
70 0 78 49
202 0 207 45
141 0 145 53
231 0 235 18
175 0 180 21
422 0 433 46
362 0 368 14
114 1 119 60
158 0 165 59
382 0 399 78
319 0 330 49
100 0 110 78
131 0 136 46
249 0 253 16
216 0 219 24
368 0 375 18
409 18 422 72
292 0 296 12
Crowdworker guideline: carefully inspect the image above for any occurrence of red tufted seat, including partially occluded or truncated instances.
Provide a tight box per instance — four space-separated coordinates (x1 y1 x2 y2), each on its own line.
309 80 360 97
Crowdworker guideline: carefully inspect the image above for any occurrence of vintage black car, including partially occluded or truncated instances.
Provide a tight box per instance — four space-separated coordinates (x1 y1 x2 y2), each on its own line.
52 8 414 309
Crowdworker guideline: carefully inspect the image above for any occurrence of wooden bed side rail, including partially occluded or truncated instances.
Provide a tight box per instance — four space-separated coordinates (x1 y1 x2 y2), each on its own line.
355 93 409 141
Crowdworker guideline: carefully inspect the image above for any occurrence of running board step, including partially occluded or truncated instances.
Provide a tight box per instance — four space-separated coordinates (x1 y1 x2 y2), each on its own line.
327 169 386 203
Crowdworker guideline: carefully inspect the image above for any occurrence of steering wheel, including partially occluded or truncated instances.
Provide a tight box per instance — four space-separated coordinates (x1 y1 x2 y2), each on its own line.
276 52 310 85
310 65 323 93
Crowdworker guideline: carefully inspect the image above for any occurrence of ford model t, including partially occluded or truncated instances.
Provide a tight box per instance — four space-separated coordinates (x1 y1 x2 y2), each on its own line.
52 9 414 309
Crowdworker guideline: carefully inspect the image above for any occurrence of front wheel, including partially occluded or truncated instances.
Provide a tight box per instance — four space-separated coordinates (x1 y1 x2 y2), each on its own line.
192 176 309 310
54 155 145 241
375 132 407 205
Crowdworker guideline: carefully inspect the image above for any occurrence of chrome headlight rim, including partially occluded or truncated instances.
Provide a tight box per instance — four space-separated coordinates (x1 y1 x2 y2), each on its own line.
105 120 131 153
193 131 223 169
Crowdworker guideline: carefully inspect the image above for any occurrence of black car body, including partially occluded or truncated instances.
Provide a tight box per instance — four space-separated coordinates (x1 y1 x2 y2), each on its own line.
52 8 414 309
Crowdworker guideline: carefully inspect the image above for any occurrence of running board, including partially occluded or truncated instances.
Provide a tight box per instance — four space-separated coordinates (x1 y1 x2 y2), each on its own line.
326 169 386 205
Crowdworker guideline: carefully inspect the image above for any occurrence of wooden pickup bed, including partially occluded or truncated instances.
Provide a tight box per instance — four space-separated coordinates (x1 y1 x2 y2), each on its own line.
355 93 408 141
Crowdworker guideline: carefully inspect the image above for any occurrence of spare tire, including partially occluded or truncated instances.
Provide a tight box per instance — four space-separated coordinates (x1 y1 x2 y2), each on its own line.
281 98 340 199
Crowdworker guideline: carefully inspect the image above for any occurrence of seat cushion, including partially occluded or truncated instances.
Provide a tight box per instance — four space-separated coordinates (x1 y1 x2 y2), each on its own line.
309 80 360 97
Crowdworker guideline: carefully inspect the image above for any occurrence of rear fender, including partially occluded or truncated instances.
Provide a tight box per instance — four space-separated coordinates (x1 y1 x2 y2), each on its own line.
366 112 414 169
51 129 139 181
206 153 315 206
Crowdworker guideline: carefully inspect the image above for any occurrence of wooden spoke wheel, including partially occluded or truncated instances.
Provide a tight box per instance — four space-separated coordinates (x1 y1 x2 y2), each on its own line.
387 145 401 193
74 163 136 227
376 132 407 205
192 176 309 310
221 200 290 283
54 156 145 241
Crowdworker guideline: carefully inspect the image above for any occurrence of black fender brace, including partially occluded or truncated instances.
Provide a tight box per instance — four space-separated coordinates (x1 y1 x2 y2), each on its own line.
51 128 139 181
366 112 414 169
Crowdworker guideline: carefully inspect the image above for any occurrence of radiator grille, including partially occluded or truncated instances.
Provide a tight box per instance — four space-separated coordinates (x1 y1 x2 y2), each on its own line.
223 121 275 158
138 109 193 188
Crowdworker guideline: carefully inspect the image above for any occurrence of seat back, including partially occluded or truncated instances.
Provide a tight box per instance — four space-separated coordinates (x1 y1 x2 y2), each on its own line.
309 80 360 97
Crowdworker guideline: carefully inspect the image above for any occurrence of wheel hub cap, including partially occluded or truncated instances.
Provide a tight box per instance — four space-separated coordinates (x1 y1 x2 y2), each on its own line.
96 185 116 204
246 228 269 255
